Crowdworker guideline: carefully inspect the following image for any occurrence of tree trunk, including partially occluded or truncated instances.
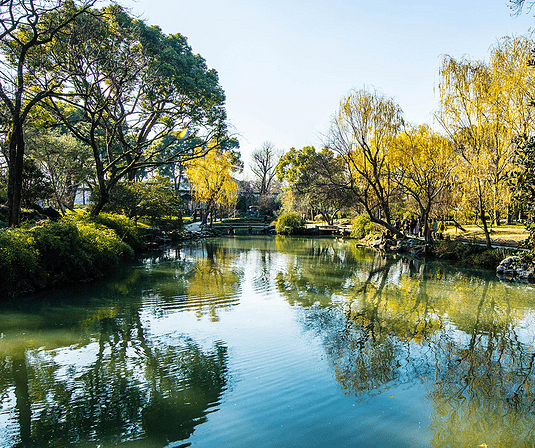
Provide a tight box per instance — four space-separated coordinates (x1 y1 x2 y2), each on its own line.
478 185 492 249
420 205 434 244
7 124 25 226
369 214 404 239
91 185 109 216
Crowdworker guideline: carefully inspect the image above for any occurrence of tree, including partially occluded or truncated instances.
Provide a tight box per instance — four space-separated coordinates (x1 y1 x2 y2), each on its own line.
511 136 535 249
327 87 405 235
0 0 96 226
98 176 182 224
25 127 93 211
42 5 231 215
250 141 280 196
276 146 352 225
390 125 456 242
185 149 239 225
509 0 533 13
437 37 534 247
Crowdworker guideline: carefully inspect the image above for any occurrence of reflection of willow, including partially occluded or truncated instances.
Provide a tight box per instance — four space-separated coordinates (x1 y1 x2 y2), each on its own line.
2 308 229 448
430 279 535 448
185 242 242 321
301 257 443 395
329 258 423 394
275 239 372 307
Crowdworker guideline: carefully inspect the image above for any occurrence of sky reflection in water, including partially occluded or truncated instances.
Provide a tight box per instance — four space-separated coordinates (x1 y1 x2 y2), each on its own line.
0 236 534 448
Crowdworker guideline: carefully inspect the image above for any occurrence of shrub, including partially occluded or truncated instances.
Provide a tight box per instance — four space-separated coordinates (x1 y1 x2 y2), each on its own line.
87 212 142 251
0 228 42 296
350 214 374 239
31 220 89 279
276 212 304 235
0 214 136 297
75 221 134 272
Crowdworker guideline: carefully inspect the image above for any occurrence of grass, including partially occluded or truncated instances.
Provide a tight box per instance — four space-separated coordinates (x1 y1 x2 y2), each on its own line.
444 225 529 247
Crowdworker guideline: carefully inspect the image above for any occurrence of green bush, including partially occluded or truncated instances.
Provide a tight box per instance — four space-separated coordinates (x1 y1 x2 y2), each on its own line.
31 220 89 279
0 228 42 296
32 218 134 280
276 212 304 235
86 212 142 251
350 214 374 239
0 214 136 297
75 221 134 271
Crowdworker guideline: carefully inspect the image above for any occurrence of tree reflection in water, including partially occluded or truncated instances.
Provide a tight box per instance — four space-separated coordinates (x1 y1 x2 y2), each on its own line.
274 238 535 447
0 242 236 448
2 317 228 447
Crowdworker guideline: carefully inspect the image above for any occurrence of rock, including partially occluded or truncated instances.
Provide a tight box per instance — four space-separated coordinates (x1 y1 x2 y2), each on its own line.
496 256 535 282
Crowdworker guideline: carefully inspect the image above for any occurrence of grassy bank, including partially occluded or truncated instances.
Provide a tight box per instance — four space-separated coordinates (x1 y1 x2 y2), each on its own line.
0 212 141 298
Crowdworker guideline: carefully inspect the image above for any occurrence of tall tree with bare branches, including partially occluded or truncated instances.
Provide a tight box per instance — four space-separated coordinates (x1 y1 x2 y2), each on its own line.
250 141 280 196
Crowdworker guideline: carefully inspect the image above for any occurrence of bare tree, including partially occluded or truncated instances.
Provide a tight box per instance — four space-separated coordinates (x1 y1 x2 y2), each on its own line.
250 141 280 196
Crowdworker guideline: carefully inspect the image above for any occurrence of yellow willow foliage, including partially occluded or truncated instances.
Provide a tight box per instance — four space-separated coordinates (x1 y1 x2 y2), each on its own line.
389 125 455 205
329 87 404 212
489 35 535 136
185 149 238 210
437 36 535 223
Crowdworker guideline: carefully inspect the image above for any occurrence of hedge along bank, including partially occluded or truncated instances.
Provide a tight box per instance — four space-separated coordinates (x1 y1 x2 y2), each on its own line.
0 213 138 298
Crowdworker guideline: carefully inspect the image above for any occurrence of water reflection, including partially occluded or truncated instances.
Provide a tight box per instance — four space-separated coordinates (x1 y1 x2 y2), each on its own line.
1 237 535 448
273 237 535 447
0 242 235 448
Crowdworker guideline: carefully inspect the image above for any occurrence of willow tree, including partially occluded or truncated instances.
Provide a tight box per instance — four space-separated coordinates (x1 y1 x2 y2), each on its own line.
436 38 534 247
185 149 238 225
39 5 230 215
327 87 405 236
390 125 456 242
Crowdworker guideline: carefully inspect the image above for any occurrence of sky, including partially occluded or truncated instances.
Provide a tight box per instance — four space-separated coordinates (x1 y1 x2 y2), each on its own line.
122 0 534 177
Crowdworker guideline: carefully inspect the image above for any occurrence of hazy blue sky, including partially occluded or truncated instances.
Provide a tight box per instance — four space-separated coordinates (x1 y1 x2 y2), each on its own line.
123 0 533 175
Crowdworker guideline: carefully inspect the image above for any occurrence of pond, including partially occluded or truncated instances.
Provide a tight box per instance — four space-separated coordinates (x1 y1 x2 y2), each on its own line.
1 236 535 448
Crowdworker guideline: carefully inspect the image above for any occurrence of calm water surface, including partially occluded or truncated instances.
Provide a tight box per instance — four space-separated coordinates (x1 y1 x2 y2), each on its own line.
1 236 535 447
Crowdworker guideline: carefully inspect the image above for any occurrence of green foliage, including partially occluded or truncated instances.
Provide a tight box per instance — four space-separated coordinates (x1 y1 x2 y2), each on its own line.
74 221 134 270
31 220 88 279
87 212 142 251
97 178 183 227
276 212 304 235
41 5 230 214
20 157 54 207
511 136 535 250
0 228 42 295
0 171 7 204
350 214 374 239
0 214 136 297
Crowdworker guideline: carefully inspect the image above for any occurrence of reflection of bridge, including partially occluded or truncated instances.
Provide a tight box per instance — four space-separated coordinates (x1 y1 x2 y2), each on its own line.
306 224 351 236
211 222 276 235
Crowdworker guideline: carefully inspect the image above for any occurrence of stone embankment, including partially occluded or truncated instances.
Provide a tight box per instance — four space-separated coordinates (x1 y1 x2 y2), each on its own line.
496 256 535 282
360 234 535 282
